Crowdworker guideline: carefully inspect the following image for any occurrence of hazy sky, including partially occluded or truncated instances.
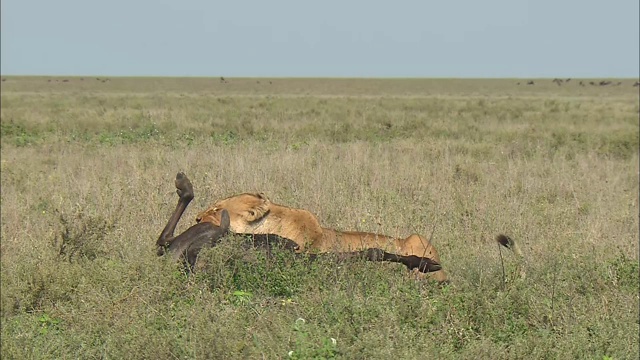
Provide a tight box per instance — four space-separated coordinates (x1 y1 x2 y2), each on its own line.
1 0 638 77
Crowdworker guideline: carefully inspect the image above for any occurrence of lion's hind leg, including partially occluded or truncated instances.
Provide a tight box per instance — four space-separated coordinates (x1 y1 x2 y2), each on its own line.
401 234 448 283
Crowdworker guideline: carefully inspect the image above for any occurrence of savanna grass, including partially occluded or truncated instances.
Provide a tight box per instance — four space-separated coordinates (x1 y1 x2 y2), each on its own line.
1 77 638 359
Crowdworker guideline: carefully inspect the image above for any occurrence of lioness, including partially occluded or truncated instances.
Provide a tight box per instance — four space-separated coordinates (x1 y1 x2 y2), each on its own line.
195 191 449 282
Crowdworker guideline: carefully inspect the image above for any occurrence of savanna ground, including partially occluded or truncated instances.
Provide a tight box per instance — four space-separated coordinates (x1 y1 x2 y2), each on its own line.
1 76 638 359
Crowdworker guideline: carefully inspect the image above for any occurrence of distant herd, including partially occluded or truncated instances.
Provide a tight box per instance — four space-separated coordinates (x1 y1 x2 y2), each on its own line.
517 78 639 87
0 77 638 87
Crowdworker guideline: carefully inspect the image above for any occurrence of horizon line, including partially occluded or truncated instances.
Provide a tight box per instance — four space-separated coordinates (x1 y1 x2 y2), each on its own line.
2 74 638 80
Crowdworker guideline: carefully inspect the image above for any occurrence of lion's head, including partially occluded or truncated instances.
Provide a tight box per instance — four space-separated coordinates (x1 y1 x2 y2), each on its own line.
196 192 271 232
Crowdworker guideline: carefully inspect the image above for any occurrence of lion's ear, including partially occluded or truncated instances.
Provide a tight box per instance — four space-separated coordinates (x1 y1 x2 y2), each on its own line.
245 194 270 222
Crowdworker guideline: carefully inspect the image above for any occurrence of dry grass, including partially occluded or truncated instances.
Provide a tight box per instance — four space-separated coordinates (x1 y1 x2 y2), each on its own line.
1 76 638 359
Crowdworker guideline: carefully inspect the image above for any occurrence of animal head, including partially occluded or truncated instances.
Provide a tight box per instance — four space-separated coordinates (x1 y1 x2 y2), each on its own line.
196 192 271 231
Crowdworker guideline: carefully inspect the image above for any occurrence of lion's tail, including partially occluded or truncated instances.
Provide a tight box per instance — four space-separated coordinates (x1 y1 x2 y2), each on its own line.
495 234 523 257
495 234 526 279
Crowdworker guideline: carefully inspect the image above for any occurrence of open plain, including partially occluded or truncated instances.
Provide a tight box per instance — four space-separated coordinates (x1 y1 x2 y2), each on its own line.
1 77 638 359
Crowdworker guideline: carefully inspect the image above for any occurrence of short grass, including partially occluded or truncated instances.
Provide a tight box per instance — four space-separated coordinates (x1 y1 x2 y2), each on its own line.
1 76 638 359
